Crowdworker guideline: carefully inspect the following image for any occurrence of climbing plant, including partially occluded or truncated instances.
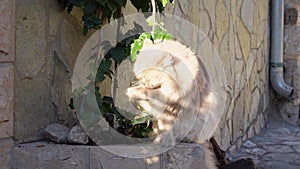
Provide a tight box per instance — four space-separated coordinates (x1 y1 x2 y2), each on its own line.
62 0 174 138
58 0 173 35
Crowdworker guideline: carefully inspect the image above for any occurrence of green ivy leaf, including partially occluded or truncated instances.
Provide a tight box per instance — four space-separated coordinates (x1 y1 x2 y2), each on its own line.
90 16 103 26
164 33 173 40
146 15 155 27
156 0 164 12
84 1 98 15
151 27 172 42
102 6 113 18
161 0 168 7
82 25 88 35
96 71 105 82
110 47 126 63
130 39 144 62
66 4 74 13
99 59 112 73
152 27 163 41
131 116 148 125
69 0 84 7
114 0 127 7
107 1 118 12
130 0 150 12
95 87 103 106
92 0 108 6
139 32 151 40
102 96 114 104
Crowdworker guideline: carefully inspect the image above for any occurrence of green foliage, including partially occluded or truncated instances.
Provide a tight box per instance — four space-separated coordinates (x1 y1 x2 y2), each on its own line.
65 0 174 138
130 26 173 61
59 0 126 35
58 0 174 35
130 0 173 13
94 36 155 138
70 26 173 139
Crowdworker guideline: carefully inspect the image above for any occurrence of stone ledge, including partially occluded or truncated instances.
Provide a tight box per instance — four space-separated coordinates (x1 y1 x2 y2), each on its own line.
13 142 211 169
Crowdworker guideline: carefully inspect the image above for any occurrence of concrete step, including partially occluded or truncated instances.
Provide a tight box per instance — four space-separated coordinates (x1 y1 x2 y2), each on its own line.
12 142 214 169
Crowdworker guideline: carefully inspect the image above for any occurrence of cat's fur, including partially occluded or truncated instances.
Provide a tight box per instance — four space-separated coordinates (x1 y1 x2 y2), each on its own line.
126 40 218 169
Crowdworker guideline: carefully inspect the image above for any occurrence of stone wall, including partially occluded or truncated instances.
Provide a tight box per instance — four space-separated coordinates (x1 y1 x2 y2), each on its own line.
277 0 300 126
11 0 270 154
14 0 90 142
13 0 270 150
0 0 15 168
162 0 270 150
0 0 273 168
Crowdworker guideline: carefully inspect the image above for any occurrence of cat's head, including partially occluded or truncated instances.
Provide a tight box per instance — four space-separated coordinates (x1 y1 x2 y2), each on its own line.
126 69 180 119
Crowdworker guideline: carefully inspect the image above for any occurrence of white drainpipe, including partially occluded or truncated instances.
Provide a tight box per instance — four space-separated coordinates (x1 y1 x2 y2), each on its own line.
270 0 294 99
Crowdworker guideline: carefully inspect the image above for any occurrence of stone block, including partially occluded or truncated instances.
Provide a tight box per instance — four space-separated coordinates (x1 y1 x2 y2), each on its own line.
257 0 269 20
237 19 251 61
216 0 229 43
14 76 58 142
278 102 299 126
199 10 210 36
14 1 58 142
16 2 47 77
232 89 245 140
0 64 14 139
284 26 299 56
60 19 88 71
90 146 148 169
249 88 260 122
13 142 89 169
203 0 216 31
11 142 216 169
161 143 216 169
252 6 260 36
48 0 65 42
0 138 13 169
241 0 254 33
0 0 15 62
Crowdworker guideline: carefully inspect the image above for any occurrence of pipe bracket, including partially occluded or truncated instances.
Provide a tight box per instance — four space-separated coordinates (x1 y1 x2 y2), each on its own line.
270 62 284 68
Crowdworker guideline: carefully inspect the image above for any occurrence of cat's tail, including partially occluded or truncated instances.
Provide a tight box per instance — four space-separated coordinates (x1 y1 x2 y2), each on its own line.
203 141 219 169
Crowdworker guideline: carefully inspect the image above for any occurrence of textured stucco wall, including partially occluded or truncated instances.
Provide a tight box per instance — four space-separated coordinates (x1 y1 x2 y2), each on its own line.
276 0 300 126
0 0 15 168
13 0 270 152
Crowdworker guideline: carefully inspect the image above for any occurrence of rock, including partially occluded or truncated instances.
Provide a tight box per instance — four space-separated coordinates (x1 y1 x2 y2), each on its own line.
262 145 294 153
263 153 300 163
44 123 70 143
244 148 266 156
67 125 89 144
243 140 257 148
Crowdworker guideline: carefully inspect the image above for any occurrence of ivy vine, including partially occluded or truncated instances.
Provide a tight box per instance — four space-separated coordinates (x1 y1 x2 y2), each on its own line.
63 0 174 138
58 0 173 35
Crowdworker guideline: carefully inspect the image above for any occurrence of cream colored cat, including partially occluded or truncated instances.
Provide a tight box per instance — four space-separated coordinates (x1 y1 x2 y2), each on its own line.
125 40 218 169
